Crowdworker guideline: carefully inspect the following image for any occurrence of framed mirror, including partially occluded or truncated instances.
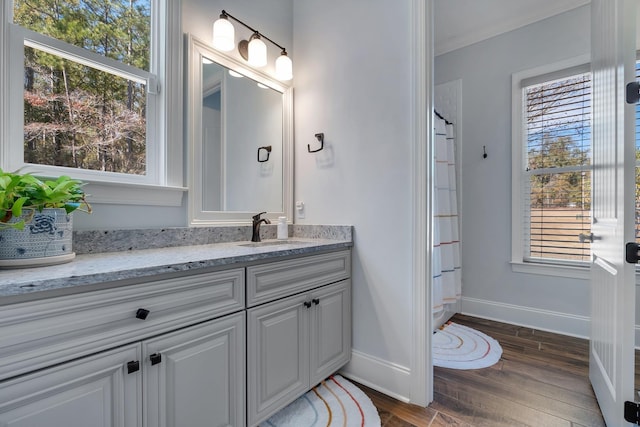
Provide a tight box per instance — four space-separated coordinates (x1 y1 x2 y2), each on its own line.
186 34 293 225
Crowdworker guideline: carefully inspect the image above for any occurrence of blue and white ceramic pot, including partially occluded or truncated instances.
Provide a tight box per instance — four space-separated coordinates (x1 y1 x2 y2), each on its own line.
0 208 75 267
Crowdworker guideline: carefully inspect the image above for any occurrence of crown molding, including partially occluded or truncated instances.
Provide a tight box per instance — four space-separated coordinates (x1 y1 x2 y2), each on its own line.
436 0 590 56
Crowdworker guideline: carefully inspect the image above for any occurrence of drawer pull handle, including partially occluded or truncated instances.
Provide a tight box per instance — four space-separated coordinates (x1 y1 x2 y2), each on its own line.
312 298 320 305
150 353 162 365
127 360 140 374
135 308 150 320
303 301 312 308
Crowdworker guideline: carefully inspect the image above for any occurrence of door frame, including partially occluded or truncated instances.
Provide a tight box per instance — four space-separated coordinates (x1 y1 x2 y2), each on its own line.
409 0 434 406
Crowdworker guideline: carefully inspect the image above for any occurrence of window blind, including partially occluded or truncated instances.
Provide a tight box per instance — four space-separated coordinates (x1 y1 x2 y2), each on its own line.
523 72 592 263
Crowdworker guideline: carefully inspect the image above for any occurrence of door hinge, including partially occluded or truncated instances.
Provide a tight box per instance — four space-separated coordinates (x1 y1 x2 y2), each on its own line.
627 82 640 104
626 242 640 264
624 401 640 424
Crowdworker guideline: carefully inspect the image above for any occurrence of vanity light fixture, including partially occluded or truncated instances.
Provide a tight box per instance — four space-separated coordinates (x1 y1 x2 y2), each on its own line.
212 12 235 51
212 10 293 81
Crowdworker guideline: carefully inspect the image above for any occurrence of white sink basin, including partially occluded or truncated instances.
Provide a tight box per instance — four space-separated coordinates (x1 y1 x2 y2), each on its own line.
238 240 302 248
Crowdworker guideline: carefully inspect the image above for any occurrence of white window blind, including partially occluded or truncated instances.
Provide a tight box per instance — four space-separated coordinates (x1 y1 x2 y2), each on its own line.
522 71 592 264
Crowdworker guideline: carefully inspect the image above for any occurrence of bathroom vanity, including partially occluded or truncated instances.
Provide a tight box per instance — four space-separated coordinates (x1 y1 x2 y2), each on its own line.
0 235 352 427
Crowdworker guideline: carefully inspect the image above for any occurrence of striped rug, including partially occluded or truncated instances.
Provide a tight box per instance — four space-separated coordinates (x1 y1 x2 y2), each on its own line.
433 321 503 370
260 375 381 427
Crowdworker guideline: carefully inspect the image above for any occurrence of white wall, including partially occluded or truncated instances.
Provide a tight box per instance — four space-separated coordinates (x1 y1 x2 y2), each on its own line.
293 0 416 399
435 6 593 337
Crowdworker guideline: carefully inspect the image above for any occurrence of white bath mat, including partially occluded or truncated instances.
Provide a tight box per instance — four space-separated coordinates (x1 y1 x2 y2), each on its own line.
433 321 503 369
259 374 381 427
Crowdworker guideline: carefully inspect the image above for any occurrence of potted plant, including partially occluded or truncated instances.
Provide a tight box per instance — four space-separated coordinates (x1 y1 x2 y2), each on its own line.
0 168 91 267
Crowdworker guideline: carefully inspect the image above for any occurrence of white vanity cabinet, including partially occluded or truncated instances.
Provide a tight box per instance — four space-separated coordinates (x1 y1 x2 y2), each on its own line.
0 268 246 427
142 312 245 427
246 251 352 426
0 343 142 427
0 247 352 427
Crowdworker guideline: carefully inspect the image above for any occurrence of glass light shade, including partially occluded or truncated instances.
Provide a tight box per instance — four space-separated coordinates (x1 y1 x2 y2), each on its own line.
275 53 293 81
248 37 267 67
212 18 235 51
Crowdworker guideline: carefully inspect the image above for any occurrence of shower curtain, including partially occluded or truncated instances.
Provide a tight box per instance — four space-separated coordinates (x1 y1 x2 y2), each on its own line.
433 115 461 316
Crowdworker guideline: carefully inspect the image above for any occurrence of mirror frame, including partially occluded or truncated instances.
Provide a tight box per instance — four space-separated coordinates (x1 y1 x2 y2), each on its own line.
186 34 293 226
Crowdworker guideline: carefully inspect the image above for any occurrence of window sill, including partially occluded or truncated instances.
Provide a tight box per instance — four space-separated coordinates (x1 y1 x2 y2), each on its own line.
510 261 590 280
84 181 187 207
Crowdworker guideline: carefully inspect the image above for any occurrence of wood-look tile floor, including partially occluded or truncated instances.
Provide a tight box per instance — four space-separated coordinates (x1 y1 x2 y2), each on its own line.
357 314 606 427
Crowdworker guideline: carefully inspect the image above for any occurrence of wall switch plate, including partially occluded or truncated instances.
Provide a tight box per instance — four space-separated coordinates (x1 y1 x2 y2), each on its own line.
295 201 305 219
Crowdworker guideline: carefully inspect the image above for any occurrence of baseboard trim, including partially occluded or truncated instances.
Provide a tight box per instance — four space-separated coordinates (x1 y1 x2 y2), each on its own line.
461 297 590 339
339 350 412 403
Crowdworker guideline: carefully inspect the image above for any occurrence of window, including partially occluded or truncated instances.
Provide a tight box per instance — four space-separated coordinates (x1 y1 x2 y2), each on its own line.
523 70 592 264
1 0 183 202
513 56 640 276
512 57 593 275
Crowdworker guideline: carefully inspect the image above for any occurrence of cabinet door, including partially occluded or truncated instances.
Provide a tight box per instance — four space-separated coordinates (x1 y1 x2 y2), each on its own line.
309 280 352 386
247 293 310 426
142 312 245 427
0 344 141 427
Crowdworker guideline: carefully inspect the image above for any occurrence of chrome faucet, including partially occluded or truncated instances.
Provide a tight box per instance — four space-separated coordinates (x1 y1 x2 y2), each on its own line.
251 212 271 242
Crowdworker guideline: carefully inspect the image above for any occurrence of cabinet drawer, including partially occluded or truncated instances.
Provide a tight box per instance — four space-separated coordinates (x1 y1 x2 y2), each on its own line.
246 250 350 307
0 268 244 382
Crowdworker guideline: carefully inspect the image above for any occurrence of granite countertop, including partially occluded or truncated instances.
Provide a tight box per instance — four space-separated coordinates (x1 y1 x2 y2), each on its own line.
0 230 352 302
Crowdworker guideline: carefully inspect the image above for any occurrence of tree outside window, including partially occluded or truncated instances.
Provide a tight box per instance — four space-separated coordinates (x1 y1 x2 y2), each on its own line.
13 0 151 175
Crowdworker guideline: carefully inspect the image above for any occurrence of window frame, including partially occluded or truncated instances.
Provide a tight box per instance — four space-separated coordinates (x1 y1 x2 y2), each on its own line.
0 0 185 206
511 54 592 279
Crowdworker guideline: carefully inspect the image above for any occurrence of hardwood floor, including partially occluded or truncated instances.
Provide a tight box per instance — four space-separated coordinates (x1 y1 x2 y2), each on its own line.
357 314 605 427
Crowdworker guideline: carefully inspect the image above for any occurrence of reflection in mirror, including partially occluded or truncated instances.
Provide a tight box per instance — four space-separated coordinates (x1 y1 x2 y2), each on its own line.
187 34 292 226
201 58 283 212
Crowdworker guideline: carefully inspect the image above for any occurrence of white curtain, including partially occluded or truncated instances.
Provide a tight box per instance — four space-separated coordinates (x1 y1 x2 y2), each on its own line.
433 115 461 314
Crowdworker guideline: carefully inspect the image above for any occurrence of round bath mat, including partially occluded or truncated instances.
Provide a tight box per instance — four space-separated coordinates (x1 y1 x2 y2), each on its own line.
259 374 381 427
433 321 503 369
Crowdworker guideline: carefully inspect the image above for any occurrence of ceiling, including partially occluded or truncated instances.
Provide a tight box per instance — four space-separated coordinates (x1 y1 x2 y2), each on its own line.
434 0 591 56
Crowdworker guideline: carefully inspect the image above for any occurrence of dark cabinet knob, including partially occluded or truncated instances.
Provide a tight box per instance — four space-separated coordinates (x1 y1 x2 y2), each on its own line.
135 308 150 320
150 353 162 366
312 298 320 305
303 301 312 308
127 360 140 374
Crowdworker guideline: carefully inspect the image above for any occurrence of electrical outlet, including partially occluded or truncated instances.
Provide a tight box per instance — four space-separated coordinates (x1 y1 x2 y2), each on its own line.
295 201 305 219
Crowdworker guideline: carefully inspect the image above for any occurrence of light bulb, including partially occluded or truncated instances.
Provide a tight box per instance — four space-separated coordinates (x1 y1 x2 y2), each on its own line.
275 52 293 81
212 17 235 52
248 35 267 67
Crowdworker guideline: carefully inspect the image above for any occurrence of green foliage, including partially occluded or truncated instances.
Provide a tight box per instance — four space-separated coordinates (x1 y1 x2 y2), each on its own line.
528 136 591 209
0 168 91 230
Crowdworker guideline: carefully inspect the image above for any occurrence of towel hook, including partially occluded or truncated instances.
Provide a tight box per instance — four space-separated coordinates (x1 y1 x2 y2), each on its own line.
308 133 324 153
257 145 272 162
